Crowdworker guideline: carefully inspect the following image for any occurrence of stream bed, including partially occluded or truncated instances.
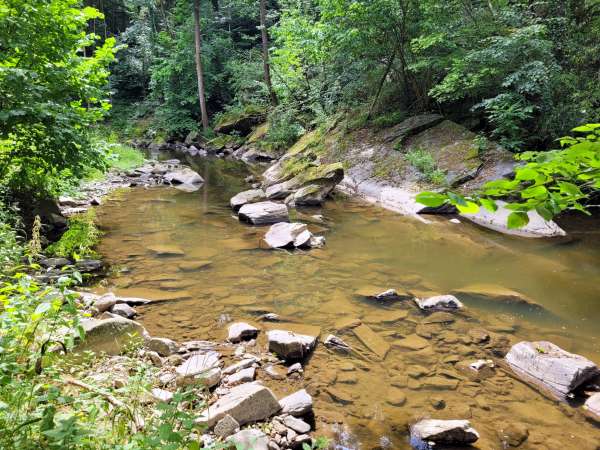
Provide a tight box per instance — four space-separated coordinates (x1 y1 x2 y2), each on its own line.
93 157 600 449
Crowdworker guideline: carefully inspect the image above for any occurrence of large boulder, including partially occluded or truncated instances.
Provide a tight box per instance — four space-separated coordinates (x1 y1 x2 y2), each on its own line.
238 201 289 225
146 337 179 356
461 200 566 238
410 419 479 447
265 163 344 206
230 189 266 212
195 382 280 427
267 330 318 361
164 167 204 186
505 341 599 397
76 317 148 355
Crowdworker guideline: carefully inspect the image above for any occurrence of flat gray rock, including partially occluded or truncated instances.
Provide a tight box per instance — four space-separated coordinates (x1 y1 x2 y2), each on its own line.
196 382 280 427
230 189 266 212
267 330 318 361
584 393 600 422
238 201 289 225
264 222 312 248
164 167 204 186
76 317 148 355
505 341 599 397
175 352 221 386
279 389 313 416
146 337 179 356
227 429 269 450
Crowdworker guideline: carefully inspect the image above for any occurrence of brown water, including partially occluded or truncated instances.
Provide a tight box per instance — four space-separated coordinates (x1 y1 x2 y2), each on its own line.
95 157 600 449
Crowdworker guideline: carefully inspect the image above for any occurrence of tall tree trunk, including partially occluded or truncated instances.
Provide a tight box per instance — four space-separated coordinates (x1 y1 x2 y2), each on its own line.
193 0 209 131
260 0 277 106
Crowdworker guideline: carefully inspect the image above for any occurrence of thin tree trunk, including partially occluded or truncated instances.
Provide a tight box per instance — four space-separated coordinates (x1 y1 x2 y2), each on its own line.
193 0 209 131
260 0 278 106
367 50 396 120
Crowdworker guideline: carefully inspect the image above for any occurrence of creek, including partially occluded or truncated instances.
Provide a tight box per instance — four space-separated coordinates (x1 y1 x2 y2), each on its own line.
93 156 600 449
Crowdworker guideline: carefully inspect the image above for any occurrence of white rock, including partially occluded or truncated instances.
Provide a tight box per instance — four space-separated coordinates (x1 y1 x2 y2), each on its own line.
146 337 179 356
175 351 221 385
226 367 256 386
283 416 311 434
267 330 318 360
410 419 479 446
505 341 599 397
279 389 313 417
164 167 204 186
227 429 269 450
230 189 266 212
228 322 259 343
584 393 600 422
415 295 463 311
195 382 281 427
151 388 173 403
264 222 308 248
94 293 117 313
223 358 258 375
238 201 289 225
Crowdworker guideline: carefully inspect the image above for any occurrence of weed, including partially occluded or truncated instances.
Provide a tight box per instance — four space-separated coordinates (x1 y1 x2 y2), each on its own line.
405 148 447 186
46 210 101 260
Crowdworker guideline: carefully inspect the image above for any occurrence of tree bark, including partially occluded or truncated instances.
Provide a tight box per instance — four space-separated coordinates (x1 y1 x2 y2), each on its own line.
260 0 278 106
193 0 209 131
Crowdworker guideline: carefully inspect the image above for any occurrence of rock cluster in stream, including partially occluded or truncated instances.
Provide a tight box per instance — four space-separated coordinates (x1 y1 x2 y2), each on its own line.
74 294 323 449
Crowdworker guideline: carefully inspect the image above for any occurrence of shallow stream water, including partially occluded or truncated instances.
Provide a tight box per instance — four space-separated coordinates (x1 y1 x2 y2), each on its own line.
94 157 600 449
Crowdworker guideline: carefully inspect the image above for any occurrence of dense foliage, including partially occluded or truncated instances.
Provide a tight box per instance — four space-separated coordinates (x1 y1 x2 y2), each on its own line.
0 0 118 197
416 125 600 227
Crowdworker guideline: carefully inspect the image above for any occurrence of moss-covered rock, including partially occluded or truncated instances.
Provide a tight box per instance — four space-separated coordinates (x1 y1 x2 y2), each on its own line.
214 105 266 135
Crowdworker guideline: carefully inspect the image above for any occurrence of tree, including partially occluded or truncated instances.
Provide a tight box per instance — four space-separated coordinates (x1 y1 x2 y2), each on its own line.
259 0 277 106
0 0 117 197
193 0 209 131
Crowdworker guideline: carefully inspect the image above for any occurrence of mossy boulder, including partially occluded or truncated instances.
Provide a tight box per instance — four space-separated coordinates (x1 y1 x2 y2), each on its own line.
214 106 266 135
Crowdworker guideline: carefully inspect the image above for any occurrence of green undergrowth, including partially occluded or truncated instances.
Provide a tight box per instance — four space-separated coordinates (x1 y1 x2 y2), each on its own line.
405 148 447 185
46 210 101 260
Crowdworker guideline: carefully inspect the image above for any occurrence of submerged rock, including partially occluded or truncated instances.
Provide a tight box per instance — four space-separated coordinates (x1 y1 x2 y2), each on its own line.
352 324 390 359
355 287 411 302
415 295 463 311
505 341 599 398
230 189 266 212
238 201 289 225
263 222 324 249
267 330 318 361
451 283 543 311
410 419 479 447
196 382 280 427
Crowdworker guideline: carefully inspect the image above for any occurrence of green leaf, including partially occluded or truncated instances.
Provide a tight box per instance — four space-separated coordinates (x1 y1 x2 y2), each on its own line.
535 205 553 220
456 201 479 214
507 211 529 229
521 185 547 199
479 198 497 212
515 167 538 181
415 191 446 207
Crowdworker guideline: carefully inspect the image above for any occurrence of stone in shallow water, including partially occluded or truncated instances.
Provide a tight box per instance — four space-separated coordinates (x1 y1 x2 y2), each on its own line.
267 330 318 361
238 201 289 225
451 283 543 311
196 382 280 427
228 322 259 343
355 287 411 301
279 389 313 416
505 341 600 398
147 244 185 257
230 189 266 212
396 334 429 351
415 295 463 311
410 419 479 447
178 260 212 272
164 167 204 186
110 303 136 319
324 334 351 353
584 393 600 422
352 324 390 359
264 222 310 248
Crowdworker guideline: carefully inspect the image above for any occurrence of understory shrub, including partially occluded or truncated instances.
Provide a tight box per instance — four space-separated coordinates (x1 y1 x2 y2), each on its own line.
46 211 100 260
405 148 446 185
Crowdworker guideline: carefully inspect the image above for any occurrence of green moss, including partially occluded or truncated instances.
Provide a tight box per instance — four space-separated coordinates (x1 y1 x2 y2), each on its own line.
46 210 101 259
215 104 265 129
247 122 269 144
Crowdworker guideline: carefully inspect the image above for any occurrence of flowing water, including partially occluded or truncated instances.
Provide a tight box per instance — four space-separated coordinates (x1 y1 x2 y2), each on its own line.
94 157 600 449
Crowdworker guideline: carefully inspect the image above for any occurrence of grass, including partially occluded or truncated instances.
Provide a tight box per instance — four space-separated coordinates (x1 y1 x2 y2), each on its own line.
405 148 447 185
